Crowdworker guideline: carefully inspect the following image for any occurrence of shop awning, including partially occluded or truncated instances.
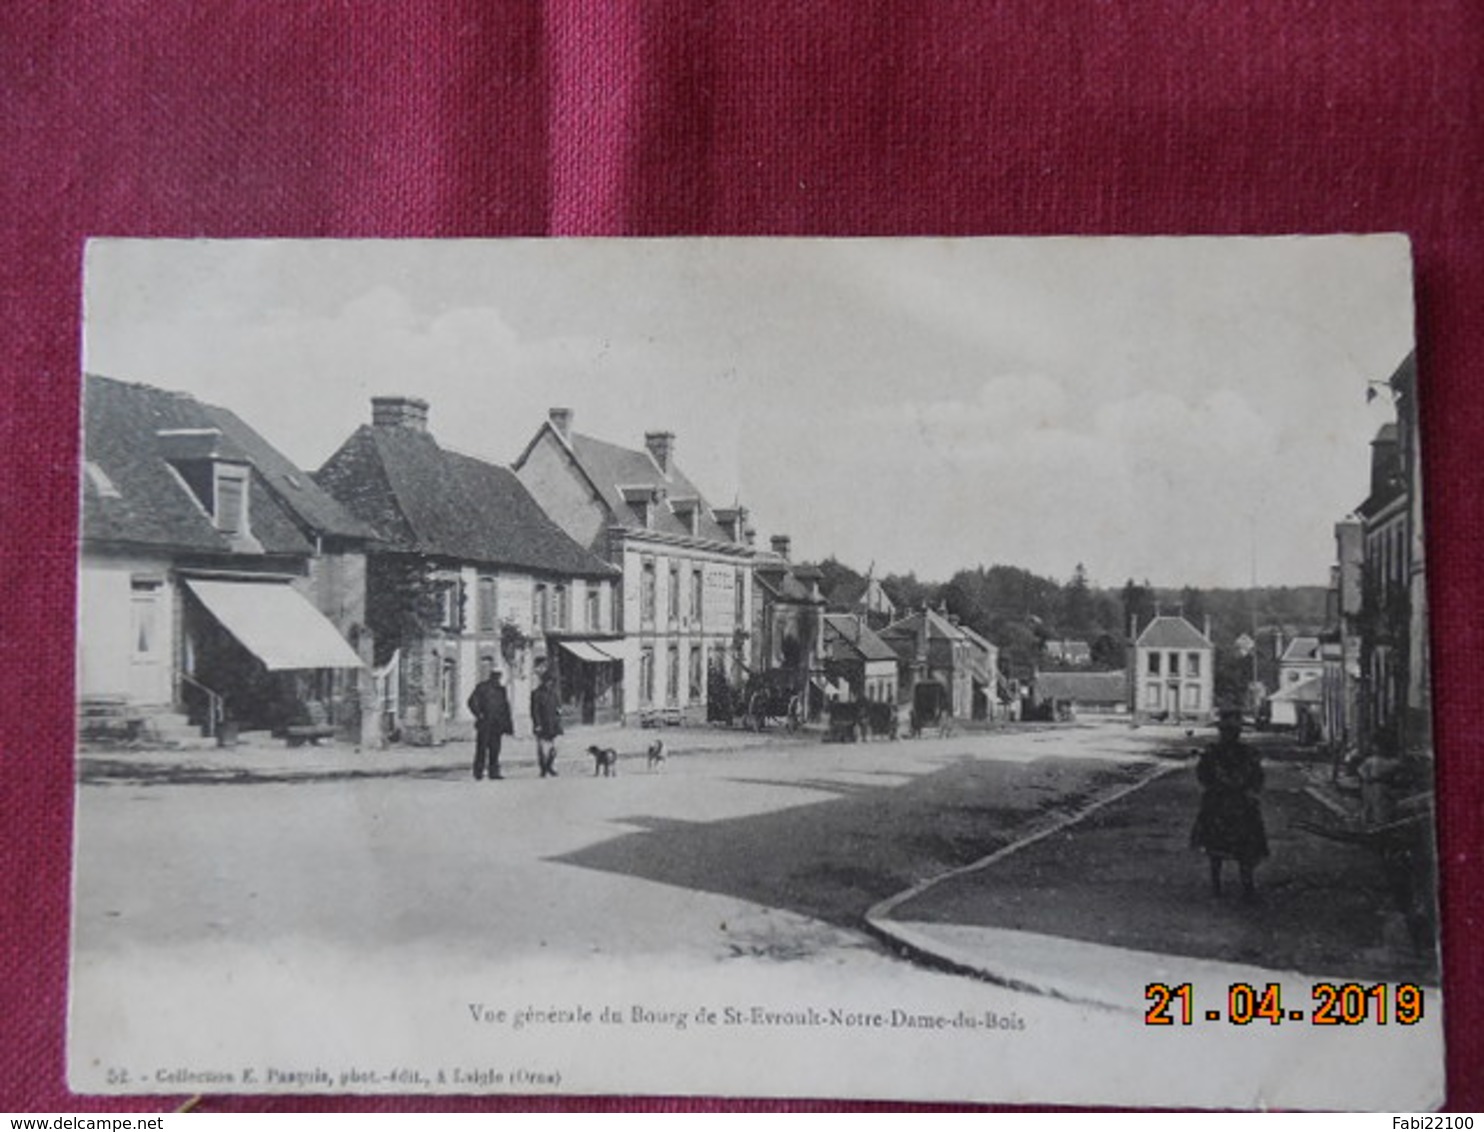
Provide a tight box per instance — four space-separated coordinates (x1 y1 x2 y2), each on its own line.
557 640 622 664
184 579 364 670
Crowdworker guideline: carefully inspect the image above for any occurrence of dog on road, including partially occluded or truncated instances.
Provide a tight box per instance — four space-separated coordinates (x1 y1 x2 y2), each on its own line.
587 745 619 777
646 738 666 772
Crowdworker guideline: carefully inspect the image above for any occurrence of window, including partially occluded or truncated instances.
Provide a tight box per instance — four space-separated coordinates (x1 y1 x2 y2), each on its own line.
1186 651 1201 678
1167 652 1180 677
586 586 600 632
553 584 568 630
666 645 680 704
668 562 681 622
1183 684 1202 711
734 568 746 626
690 568 703 624
1146 650 1161 675
532 583 549 631
689 645 703 700
477 575 497 633
213 466 248 534
641 559 656 625
439 580 464 632
639 647 655 706
1145 683 1162 709
130 579 162 656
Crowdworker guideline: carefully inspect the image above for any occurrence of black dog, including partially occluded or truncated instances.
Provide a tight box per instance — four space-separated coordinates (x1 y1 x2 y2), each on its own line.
587 745 618 777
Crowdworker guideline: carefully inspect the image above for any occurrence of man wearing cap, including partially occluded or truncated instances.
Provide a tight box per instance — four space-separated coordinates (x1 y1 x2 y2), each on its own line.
530 658 564 778
467 657 514 781
1190 707 1269 900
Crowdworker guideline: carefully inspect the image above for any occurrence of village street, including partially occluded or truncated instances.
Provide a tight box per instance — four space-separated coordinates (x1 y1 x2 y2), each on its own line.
69 720 1443 1108
74 723 1173 969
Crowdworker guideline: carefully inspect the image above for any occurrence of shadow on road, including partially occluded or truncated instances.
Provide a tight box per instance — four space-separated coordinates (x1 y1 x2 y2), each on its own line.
551 754 1151 932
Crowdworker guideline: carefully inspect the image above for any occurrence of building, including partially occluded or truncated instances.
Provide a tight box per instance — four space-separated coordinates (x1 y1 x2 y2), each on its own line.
752 542 827 713
1278 636 1324 688
1131 614 1215 721
316 397 621 743
1320 518 1366 751
879 607 975 721
1043 639 1092 666
79 375 374 744
1352 351 1430 758
822 613 899 705
513 409 756 723
1032 670 1128 717
957 622 1004 720
824 574 897 629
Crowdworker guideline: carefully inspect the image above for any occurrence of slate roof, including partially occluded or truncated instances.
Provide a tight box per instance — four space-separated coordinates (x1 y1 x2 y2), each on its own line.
316 425 617 578
82 374 370 555
754 556 824 604
823 614 899 664
881 608 967 644
1135 615 1213 650
565 431 734 543
1035 670 1128 704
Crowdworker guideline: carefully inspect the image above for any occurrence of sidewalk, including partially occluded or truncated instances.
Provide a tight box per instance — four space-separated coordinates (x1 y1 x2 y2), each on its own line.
77 720 810 786
868 735 1441 1010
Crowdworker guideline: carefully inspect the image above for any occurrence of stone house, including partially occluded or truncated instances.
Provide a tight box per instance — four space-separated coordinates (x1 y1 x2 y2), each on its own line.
1131 614 1215 721
512 409 755 723
316 398 621 743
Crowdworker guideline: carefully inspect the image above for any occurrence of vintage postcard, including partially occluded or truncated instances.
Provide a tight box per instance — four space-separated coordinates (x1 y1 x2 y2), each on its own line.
70 237 1442 1108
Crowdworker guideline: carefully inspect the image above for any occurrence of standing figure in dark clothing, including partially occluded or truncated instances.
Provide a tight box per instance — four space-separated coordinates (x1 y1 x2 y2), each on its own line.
1190 708 1269 899
467 657 513 781
531 659 563 778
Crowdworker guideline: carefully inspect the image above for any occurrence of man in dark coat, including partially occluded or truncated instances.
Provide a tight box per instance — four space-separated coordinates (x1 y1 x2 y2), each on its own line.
530 658 563 778
467 657 514 781
1191 708 1269 899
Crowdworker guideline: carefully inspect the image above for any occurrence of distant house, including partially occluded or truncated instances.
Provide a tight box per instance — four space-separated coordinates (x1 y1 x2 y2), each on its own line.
1033 670 1128 717
1269 673 1324 731
1043 639 1092 666
753 541 827 711
1132 614 1215 720
513 409 755 723
79 375 374 743
957 622 1003 720
879 607 975 722
825 575 897 628
316 397 621 743
822 613 898 705
1279 635 1323 684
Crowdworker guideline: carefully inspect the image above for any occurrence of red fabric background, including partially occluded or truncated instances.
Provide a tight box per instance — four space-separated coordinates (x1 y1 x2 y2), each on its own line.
2 1 1479 1112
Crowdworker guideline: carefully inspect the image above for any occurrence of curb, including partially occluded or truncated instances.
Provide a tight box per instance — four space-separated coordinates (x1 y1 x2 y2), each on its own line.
862 757 1184 1007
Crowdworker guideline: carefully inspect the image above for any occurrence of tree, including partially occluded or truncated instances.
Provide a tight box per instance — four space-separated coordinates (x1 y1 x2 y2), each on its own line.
365 553 446 666
1062 562 1094 637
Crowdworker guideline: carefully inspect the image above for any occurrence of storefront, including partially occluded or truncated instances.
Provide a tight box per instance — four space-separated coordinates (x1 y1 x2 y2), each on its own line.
552 638 625 726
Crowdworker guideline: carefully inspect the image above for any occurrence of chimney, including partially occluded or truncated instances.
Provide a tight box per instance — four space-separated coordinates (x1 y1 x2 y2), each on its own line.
1204 614 1212 641
771 534 791 561
548 407 572 440
372 396 430 432
645 430 676 474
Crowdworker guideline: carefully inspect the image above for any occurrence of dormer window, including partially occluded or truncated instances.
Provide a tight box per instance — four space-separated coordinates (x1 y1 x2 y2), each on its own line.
213 465 249 534
671 497 702 536
620 485 657 530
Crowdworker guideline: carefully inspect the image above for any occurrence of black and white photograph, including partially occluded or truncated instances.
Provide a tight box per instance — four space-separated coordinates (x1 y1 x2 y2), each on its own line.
70 237 1442 1109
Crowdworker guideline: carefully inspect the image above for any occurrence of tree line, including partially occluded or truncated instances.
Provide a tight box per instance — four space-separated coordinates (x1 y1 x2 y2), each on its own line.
816 557 1328 688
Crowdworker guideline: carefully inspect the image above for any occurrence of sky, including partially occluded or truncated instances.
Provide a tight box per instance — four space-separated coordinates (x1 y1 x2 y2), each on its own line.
83 236 1415 589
